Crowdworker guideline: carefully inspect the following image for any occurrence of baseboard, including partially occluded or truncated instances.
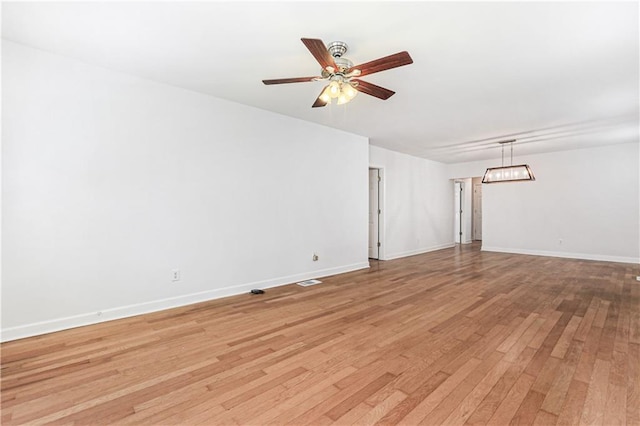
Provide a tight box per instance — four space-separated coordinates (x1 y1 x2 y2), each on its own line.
384 243 456 261
481 246 640 264
0 262 369 342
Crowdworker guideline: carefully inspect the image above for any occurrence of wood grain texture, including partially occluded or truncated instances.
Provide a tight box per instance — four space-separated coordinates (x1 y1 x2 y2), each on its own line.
1 243 638 425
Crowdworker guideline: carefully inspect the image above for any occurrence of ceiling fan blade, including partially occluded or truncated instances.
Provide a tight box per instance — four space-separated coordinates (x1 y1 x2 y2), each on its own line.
352 79 395 100
312 86 329 108
262 77 318 85
348 51 413 77
301 38 337 71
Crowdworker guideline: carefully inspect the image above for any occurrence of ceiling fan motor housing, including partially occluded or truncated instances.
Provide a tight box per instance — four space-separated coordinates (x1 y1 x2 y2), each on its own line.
327 41 348 58
328 41 353 73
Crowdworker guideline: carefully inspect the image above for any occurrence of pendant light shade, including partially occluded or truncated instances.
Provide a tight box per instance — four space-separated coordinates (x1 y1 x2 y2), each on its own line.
482 164 535 183
482 140 535 184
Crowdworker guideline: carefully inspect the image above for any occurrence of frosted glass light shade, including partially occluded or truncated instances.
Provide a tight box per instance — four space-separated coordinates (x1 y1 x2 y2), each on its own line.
328 81 341 98
342 82 357 99
319 86 332 103
482 164 535 183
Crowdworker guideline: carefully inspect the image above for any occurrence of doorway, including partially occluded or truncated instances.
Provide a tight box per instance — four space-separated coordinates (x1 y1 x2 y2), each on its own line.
454 178 474 244
369 168 381 259
453 177 481 245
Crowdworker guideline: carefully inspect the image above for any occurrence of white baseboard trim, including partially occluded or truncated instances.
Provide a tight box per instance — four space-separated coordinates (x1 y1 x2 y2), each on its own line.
384 243 456 261
0 262 369 342
481 246 640 264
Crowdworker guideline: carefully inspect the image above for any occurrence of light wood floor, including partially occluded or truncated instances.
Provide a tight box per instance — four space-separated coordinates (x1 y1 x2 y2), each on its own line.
2 244 639 425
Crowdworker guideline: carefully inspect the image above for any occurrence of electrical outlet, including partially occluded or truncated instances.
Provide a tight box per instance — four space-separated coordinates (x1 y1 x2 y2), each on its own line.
172 269 181 281
312 254 319 261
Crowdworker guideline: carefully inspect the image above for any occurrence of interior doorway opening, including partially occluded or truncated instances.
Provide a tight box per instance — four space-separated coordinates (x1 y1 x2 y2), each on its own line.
368 168 383 260
453 177 482 244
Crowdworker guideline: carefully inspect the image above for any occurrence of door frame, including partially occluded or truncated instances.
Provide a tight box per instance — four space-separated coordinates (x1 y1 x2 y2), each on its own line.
454 180 464 244
454 178 474 244
472 182 482 241
368 166 385 261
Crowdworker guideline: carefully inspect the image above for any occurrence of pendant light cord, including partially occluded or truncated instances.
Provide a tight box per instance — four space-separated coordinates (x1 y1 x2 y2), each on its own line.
510 142 513 166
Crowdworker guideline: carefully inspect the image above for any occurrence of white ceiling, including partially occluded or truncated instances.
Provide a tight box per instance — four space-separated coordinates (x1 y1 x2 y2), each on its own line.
2 1 638 163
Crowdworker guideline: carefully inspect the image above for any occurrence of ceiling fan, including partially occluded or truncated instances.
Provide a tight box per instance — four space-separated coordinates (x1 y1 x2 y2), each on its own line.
262 38 413 108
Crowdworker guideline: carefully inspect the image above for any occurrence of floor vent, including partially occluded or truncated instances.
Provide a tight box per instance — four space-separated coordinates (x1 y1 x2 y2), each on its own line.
297 279 322 287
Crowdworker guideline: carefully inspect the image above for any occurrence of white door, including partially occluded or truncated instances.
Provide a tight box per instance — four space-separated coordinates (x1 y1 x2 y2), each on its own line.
473 183 482 240
369 169 380 259
454 182 464 244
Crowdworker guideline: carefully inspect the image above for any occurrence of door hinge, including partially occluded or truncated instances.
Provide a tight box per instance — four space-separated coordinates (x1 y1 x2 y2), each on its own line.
378 176 381 182
377 242 381 247
378 209 381 214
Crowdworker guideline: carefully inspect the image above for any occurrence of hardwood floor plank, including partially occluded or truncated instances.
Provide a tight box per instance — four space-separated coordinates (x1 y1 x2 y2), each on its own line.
262 376 347 424
575 298 600 343
421 351 503 425
351 390 407 426
579 358 611 426
556 379 589 426
627 342 640 425
221 366 308 410
528 311 563 350
325 372 396 421
1 244 637 425
550 315 581 359
374 371 449 425
399 357 482 424
540 339 584 415
532 409 558 425
465 347 537 425
442 357 512 425
573 321 605 384
603 383 626 426
497 313 540 353
330 401 374 425
285 366 397 424
508 389 546 426
486 372 536 426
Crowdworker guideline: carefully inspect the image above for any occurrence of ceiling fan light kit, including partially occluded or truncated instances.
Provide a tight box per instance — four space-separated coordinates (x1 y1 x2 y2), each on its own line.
482 140 536 184
262 38 413 108
319 78 358 105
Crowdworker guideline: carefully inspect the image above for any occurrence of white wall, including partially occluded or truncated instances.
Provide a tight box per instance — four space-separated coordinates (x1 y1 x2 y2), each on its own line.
370 145 454 259
2 41 369 341
448 142 640 263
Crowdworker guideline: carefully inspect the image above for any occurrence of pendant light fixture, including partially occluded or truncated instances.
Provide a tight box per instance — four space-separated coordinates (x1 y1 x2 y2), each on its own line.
482 140 535 184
